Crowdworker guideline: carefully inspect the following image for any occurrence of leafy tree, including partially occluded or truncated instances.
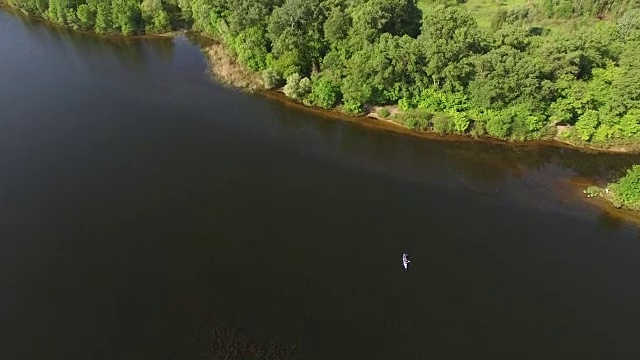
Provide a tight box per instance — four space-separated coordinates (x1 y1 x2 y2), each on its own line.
267 0 326 73
111 0 142 35
307 75 341 108
617 109 640 139
225 0 282 36
608 165 640 211
266 50 302 80
233 27 269 71
190 0 226 36
323 6 351 43
95 0 114 34
484 109 513 139
574 109 599 140
469 46 547 110
141 0 170 33
418 5 484 91
492 24 531 52
47 0 73 25
348 0 421 42
77 4 97 29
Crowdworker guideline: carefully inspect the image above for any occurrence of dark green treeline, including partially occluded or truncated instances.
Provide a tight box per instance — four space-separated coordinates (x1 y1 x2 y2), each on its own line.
6 0 640 145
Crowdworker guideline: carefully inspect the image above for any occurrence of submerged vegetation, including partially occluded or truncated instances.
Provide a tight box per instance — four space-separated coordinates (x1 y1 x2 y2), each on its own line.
201 328 301 360
585 165 640 211
5 0 640 149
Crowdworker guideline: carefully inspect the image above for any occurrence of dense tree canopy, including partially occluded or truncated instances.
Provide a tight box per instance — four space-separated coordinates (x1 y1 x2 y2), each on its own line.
6 0 640 145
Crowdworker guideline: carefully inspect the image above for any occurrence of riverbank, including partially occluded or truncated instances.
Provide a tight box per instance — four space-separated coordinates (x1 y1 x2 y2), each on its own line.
254 86 640 155
3 3 638 155
583 165 640 214
561 176 640 226
198 44 639 155
203 42 265 93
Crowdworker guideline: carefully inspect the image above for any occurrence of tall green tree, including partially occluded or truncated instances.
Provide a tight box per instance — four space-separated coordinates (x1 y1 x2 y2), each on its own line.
267 0 326 73
417 6 484 91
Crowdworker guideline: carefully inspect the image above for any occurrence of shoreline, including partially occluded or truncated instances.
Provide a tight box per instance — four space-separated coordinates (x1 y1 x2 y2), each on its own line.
0 3 182 40
560 177 640 226
2 3 638 155
258 89 639 155
581 192 640 226
2 5 638 222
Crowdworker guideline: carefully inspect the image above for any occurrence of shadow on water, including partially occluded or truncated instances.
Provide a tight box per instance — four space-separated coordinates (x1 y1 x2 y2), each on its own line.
9 7 174 75
253 90 638 186
262 100 638 191
598 211 624 231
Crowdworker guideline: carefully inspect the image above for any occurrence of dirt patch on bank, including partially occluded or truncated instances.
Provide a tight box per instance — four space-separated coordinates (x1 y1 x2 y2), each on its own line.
204 42 264 92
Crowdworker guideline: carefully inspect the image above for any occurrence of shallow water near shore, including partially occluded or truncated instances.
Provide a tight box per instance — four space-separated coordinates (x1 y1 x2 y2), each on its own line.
2 9 640 360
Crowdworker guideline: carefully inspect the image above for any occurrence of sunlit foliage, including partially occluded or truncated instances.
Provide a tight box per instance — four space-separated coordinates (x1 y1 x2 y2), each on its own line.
7 0 640 143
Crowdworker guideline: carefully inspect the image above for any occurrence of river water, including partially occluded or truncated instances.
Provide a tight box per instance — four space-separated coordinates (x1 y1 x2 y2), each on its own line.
1 9 640 360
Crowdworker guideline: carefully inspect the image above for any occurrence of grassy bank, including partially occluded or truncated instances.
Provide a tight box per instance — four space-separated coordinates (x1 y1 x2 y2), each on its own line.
203 42 265 92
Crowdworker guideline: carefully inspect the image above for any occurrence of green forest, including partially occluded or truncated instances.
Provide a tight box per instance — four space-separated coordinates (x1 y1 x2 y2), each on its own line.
5 0 640 147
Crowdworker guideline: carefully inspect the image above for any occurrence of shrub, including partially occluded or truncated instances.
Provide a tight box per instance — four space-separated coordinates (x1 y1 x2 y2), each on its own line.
608 165 640 211
450 111 470 134
432 113 454 134
584 186 604 198
575 110 599 141
397 110 431 131
554 0 575 19
298 77 311 96
342 101 364 116
307 76 340 109
147 10 171 33
377 108 391 118
233 27 268 71
77 4 95 29
283 73 311 101
266 52 301 80
484 110 512 139
262 68 282 89
398 98 416 111
469 120 486 138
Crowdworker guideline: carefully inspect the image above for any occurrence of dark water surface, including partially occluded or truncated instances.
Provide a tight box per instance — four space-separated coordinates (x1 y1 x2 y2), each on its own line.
2 9 640 360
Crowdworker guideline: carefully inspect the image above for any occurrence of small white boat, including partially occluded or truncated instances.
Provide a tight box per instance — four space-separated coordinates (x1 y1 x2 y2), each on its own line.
402 253 410 270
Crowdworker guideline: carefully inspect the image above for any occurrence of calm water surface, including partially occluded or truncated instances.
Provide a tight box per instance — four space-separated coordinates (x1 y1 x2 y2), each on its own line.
1 9 640 360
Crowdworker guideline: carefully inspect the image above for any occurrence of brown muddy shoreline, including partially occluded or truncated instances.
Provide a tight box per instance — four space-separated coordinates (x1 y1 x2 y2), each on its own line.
259 90 638 155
